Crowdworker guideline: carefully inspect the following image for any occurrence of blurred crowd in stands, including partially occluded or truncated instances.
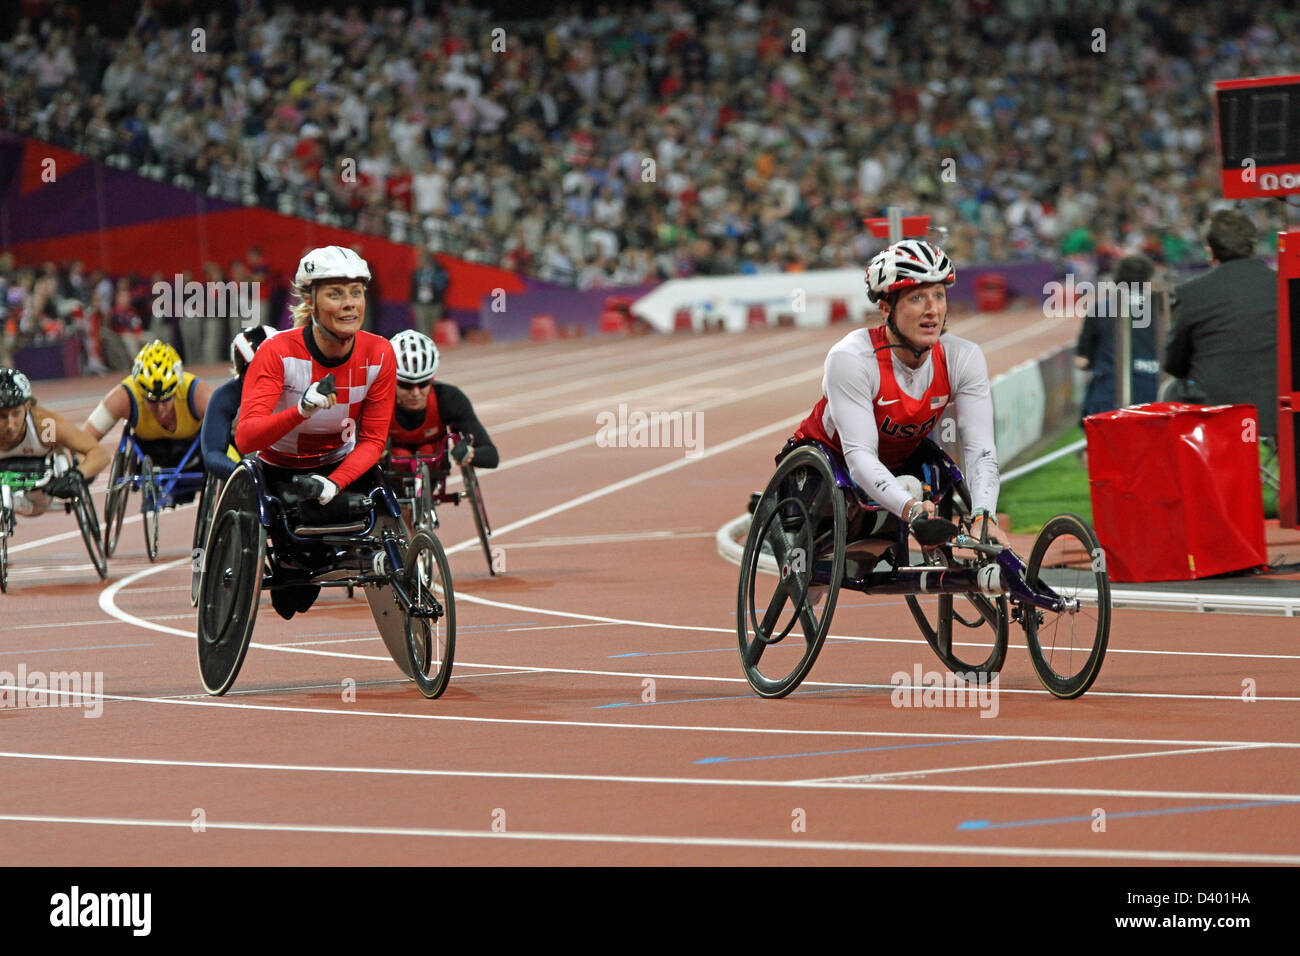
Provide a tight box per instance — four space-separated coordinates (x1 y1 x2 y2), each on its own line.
2 0 1296 294
0 248 290 371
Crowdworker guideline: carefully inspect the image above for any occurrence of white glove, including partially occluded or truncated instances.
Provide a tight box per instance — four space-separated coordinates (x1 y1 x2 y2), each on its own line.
301 474 339 505
298 379 335 417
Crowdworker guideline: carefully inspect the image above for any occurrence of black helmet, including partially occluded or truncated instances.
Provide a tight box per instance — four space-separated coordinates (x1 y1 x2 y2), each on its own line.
0 368 33 409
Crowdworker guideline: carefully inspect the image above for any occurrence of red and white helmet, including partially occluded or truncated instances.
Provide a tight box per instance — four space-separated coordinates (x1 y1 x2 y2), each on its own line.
865 239 955 302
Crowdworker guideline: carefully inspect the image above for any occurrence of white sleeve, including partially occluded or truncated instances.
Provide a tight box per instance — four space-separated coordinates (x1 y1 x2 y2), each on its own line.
947 340 1000 514
824 349 915 518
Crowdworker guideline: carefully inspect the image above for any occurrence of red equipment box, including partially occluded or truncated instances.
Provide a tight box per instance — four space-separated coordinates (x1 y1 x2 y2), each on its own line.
1084 403 1267 582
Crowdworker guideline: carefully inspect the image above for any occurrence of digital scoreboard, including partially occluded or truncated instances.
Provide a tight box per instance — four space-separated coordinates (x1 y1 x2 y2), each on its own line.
1215 74 1300 198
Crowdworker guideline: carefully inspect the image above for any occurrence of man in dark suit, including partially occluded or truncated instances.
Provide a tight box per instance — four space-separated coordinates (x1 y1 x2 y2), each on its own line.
1163 209 1278 437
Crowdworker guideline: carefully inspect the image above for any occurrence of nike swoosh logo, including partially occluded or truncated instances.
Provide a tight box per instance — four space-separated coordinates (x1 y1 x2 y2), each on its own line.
877 398 900 406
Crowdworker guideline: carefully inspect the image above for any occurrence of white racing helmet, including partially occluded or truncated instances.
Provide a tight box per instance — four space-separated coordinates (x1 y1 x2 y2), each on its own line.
294 245 372 287
865 239 955 303
391 329 440 383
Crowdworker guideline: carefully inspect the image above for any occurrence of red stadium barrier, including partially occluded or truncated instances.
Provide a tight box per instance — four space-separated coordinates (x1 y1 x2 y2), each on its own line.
432 320 460 347
975 274 1009 312
598 310 628 334
828 299 849 323
529 314 558 341
747 304 767 329
673 308 693 332
1085 403 1267 581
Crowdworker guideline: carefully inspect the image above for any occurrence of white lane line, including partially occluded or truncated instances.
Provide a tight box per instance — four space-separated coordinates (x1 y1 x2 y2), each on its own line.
6 678 1300 752
1 751 1295 803
806 744 1268 783
442 414 804 555
96 560 1300 705
0 812 1296 862
502 531 716 549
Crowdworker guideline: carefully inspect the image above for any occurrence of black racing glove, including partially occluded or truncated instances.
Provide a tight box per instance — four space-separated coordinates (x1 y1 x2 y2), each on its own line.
450 438 474 466
45 468 83 500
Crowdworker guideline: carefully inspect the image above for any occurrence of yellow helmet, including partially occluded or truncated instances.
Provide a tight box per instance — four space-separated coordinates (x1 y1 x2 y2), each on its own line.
132 340 183 401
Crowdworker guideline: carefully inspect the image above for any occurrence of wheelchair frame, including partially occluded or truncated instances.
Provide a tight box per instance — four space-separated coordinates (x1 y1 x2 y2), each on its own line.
195 457 456 699
386 431 495 575
103 429 206 562
0 456 107 592
738 438 1111 700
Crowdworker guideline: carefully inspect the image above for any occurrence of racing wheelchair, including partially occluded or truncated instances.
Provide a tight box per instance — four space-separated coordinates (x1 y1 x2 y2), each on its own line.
195 455 456 699
385 432 495 575
737 438 1111 700
0 454 107 591
102 428 206 563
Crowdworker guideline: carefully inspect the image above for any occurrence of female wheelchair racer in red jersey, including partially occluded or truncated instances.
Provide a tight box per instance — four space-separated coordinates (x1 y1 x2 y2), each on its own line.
791 239 1011 549
234 244 397 618
387 329 498 471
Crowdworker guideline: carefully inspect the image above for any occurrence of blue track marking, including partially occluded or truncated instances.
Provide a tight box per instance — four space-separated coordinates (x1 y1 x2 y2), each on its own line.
696 737 1000 765
958 799 1300 831
609 638 859 659
595 687 853 708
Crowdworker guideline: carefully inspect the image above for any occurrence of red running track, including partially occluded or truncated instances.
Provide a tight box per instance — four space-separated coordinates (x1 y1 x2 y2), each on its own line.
2 310 1297 865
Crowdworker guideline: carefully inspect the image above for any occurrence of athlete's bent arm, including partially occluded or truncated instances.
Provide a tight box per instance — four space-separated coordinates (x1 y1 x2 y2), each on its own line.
437 383 499 468
201 380 241 480
43 406 110 479
823 349 920 518
81 386 131 442
325 356 397 489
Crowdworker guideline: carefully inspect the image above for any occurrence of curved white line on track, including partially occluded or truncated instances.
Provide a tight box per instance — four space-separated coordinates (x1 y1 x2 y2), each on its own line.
96 558 1300 704
0 812 1296 863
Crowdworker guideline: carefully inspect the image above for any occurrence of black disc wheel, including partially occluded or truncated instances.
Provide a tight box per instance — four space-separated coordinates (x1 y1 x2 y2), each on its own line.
737 446 846 698
102 445 136 556
1022 513 1110 699
72 473 108 579
197 468 265 696
140 456 160 562
403 530 455 699
461 464 495 575
190 472 221 607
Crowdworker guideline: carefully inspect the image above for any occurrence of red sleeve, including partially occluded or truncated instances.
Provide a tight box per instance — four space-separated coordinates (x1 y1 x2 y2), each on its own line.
235 346 305 453
326 341 397 489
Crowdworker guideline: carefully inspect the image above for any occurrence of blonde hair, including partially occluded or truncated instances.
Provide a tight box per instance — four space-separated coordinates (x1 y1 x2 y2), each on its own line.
290 282 313 329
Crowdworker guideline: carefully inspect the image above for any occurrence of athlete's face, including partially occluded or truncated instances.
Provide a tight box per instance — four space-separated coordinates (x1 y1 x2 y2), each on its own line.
0 405 26 446
396 379 432 411
313 280 367 339
886 282 948 348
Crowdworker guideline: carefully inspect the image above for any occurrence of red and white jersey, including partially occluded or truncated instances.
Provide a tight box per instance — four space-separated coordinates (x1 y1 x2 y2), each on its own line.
237 325 397 489
793 325 999 518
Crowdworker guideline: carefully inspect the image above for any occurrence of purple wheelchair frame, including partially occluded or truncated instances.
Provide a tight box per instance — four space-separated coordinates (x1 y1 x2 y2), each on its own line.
781 438 1070 614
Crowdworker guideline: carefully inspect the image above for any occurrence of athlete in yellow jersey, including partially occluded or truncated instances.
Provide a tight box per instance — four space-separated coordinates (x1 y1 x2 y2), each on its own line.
83 341 214 478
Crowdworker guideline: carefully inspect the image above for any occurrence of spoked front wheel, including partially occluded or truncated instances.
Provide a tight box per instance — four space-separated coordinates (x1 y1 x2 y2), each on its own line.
0 514 9 593
737 446 846 698
1021 513 1110 699
403 530 456 699
72 473 108 580
191 471 220 607
103 445 135 556
460 464 495 575
140 456 160 562
904 550 1009 678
